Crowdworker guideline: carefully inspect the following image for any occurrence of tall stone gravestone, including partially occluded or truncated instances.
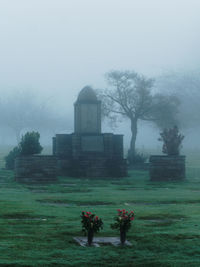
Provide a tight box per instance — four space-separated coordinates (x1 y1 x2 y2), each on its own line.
53 86 127 177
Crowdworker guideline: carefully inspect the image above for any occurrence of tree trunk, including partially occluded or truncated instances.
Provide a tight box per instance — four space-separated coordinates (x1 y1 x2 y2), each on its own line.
130 118 138 155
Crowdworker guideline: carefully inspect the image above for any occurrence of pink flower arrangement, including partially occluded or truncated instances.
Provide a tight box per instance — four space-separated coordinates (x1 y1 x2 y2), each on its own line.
81 211 103 234
111 209 135 231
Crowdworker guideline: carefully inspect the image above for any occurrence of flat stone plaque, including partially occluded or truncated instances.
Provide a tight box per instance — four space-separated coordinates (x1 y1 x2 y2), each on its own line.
81 136 104 152
80 104 98 133
73 237 132 247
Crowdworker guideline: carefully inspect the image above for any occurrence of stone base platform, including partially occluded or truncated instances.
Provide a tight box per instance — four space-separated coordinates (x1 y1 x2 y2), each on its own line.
149 155 185 181
15 155 57 182
73 237 132 247
53 133 127 178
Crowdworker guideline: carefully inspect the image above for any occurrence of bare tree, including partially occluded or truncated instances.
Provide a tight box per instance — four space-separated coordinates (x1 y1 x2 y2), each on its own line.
98 70 179 155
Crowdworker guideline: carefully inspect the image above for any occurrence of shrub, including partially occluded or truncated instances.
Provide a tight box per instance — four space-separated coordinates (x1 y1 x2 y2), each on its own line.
158 126 184 155
4 131 43 169
19 131 43 156
127 150 148 166
4 146 21 170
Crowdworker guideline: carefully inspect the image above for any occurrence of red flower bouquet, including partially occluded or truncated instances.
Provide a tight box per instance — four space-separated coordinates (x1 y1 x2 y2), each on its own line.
111 209 135 245
81 211 103 245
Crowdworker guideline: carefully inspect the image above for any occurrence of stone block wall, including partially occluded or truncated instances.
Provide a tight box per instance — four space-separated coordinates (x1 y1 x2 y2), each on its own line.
69 156 107 178
113 135 124 159
53 132 127 178
15 155 57 182
69 157 127 178
54 134 72 158
149 155 185 181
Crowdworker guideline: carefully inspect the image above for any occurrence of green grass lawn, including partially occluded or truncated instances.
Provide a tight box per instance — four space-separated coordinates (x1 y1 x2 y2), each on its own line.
0 151 200 266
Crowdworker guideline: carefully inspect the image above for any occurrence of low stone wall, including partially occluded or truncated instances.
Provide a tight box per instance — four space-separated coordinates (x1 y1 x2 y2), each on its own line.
58 157 127 178
53 132 127 178
15 155 57 182
149 155 185 181
56 158 72 175
70 158 108 178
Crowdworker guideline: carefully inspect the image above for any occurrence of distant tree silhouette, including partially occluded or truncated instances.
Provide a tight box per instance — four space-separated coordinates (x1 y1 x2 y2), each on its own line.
98 70 179 156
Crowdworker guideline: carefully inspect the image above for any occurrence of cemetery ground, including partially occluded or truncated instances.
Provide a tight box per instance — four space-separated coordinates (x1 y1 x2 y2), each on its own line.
0 149 200 266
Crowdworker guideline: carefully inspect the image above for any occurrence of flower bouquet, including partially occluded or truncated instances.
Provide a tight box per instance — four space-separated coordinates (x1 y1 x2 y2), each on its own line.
81 211 103 246
111 209 135 245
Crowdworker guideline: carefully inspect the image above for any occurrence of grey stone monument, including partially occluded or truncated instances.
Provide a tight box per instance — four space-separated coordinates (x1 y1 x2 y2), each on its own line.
74 86 101 134
53 86 127 178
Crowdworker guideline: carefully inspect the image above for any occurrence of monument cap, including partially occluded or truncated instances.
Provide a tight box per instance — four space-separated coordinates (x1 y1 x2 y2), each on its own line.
77 86 98 103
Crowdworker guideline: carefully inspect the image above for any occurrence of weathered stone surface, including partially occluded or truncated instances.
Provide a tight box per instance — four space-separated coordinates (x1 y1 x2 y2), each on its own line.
54 134 72 157
149 155 185 181
15 155 57 182
81 135 104 152
73 237 132 247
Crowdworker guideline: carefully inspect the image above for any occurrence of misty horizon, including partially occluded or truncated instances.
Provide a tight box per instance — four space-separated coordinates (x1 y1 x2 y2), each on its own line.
0 0 200 151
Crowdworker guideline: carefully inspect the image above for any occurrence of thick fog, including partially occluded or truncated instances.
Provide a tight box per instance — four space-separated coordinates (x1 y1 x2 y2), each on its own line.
0 0 200 151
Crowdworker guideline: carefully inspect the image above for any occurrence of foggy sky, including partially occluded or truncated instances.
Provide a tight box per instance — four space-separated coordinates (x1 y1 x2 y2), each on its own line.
0 0 199 149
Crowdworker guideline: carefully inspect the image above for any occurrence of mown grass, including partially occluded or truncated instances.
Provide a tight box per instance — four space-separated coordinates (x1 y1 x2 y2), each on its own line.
0 151 200 266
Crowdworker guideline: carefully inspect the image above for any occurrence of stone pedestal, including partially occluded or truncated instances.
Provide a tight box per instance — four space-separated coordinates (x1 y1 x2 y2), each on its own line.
149 155 185 181
15 155 57 182
53 133 127 178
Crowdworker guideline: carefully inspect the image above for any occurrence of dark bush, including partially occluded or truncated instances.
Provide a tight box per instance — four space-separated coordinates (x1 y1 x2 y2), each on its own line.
4 146 21 170
19 131 43 155
4 131 43 170
127 150 148 166
158 126 184 155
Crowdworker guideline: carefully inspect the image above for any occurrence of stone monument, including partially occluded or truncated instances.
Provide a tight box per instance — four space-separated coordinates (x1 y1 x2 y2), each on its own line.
53 86 127 177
